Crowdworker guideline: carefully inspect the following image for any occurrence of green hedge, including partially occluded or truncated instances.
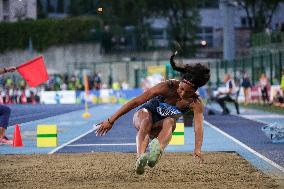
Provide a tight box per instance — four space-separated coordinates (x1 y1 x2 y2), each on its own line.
0 17 102 52
252 31 284 47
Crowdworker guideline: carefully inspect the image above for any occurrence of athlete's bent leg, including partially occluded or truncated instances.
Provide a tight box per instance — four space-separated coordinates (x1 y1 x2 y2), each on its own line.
156 117 176 149
133 108 153 157
148 117 176 168
133 108 153 174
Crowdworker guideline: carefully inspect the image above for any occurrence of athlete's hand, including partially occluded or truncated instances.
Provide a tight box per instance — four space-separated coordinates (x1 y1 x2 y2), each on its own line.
194 149 204 163
94 120 113 136
4 66 17 73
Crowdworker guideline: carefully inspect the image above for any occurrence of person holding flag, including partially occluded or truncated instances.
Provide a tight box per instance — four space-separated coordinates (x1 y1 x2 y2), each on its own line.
0 66 17 145
0 56 49 145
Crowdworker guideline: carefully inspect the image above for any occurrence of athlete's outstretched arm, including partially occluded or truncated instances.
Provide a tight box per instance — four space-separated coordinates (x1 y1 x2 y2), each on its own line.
95 81 170 136
193 99 204 161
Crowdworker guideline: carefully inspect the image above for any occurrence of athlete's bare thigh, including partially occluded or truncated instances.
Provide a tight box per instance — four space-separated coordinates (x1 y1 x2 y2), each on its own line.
149 117 176 139
133 109 177 138
133 108 153 130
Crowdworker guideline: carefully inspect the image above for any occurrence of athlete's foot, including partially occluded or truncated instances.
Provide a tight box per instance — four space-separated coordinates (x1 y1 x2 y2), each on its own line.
147 138 162 168
135 153 148 175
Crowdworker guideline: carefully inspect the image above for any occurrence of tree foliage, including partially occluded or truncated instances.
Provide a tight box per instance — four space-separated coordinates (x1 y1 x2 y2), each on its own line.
68 0 201 56
145 0 201 57
236 0 284 32
0 17 101 52
69 0 146 26
37 0 47 19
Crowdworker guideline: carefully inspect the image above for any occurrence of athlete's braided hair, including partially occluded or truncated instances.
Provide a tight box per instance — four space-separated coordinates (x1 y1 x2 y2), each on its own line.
170 53 210 90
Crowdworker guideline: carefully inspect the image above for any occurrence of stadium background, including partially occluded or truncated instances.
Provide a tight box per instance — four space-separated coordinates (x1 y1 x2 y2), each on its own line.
0 0 284 188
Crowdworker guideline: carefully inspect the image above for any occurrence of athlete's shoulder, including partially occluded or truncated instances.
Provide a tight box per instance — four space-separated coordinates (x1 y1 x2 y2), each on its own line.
146 80 171 96
166 79 179 88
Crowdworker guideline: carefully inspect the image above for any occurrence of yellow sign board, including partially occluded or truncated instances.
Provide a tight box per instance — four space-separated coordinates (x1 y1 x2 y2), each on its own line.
147 65 166 77
37 125 57 147
169 122 184 145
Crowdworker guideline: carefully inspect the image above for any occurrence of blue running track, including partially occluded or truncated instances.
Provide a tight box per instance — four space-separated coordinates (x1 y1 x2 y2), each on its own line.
57 109 137 153
204 114 284 168
7 104 91 126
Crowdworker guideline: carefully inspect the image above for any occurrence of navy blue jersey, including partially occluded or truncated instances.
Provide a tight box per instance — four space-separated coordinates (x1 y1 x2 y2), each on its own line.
138 96 189 123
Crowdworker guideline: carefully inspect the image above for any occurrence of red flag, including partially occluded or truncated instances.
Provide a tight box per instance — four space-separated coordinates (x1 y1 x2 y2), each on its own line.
17 56 49 87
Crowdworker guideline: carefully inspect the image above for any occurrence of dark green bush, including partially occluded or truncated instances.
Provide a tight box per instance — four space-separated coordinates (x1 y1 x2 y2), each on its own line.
0 17 102 52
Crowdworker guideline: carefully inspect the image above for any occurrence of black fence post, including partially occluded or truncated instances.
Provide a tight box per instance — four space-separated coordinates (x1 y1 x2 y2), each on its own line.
260 54 264 74
233 59 236 81
216 61 220 87
251 56 255 85
126 61 130 83
270 53 273 85
280 51 283 82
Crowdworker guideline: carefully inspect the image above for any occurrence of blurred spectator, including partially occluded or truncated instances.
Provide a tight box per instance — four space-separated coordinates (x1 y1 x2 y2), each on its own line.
108 75 113 89
0 66 17 145
94 72 102 90
141 74 164 91
0 92 3 104
241 72 252 106
20 90 27 104
0 71 130 105
259 73 270 104
75 77 83 90
216 74 240 115
272 90 284 107
60 81 67 90
141 76 152 91
120 80 129 89
68 75 76 90
88 71 95 90
272 76 279 85
112 82 121 90
281 69 284 95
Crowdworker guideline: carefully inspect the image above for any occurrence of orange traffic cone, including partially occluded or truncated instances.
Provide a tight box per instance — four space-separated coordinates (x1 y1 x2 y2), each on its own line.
13 124 23 147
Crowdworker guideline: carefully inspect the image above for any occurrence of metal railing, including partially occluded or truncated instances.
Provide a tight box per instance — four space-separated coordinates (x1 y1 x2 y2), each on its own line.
208 50 284 87
252 31 284 47
65 50 283 89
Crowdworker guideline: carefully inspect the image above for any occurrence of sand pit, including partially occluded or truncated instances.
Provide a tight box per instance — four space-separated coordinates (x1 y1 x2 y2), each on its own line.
0 152 281 189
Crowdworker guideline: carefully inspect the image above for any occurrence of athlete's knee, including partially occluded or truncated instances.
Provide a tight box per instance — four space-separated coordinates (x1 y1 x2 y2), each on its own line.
133 109 152 131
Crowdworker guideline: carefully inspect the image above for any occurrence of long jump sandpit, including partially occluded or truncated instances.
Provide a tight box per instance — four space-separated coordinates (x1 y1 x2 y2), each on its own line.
0 152 282 189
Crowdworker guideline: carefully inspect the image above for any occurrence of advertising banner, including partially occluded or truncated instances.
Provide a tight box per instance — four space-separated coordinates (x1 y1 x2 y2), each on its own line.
40 91 76 104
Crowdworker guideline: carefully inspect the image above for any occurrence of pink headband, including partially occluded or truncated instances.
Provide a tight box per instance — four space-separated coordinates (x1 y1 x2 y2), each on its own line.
182 79 197 90
182 79 192 86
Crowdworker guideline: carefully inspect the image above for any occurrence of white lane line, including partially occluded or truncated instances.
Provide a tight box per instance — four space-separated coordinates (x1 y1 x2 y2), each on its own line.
67 143 136 147
242 114 284 119
48 128 96 154
204 120 284 174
